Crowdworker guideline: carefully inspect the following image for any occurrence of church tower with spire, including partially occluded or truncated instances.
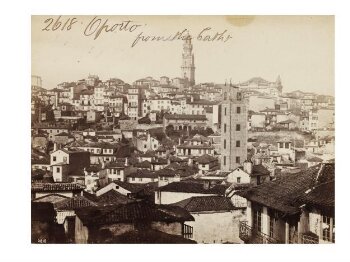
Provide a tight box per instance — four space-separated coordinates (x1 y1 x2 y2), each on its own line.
181 36 195 86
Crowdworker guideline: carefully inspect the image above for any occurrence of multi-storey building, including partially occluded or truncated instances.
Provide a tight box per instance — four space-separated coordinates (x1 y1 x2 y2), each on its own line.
221 85 248 171
108 95 126 116
93 84 107 110
127 87 140 120
237 76 282 97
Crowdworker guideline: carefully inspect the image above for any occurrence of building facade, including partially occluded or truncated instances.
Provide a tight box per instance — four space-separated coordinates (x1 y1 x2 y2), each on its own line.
221 85 248 171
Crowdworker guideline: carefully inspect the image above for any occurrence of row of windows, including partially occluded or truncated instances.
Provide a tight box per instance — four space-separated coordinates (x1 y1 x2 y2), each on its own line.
223 139 241 149
52 156 67 162
130 177 156 182
144 144 158 149
278 142 290 149
223 124 241 132
223 92 242 101
109 169 121 175
223 156 240 165
224 106 241 115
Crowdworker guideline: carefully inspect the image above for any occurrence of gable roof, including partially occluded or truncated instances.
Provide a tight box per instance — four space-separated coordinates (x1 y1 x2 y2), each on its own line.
75 201 194 226
105 162 126 169
113 181 153 193
158 181 228 195
127 169 157 179
251 164 270 176
195 154 218 164
31 182 85 192
296 180 334 212
54 195 97 210
172 196 234 212
134 160 152 169
237 163 334 215
151 158 168 165
96 190 134 206
32 193 70 204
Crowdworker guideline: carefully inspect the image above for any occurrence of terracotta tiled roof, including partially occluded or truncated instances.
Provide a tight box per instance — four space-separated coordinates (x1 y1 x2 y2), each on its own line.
170 156 187 163
237 163 335 215
155 146 166 152
306 156 323 162
172 196 234 212
76 201 194 226
113 181 156 193
54 196 97 210
151 158 168 165
96 190 134 206
134 160 152 169
33 193 70 204
31 157 50 165
187 99 218 105
154 168 177 177
195 154 218 164
158 181 228 195
296 180 334 210
105 162 126 168
164 114 207 121
251 164 270 176
127 169 157 179
139 150 156 157
31 182 85 192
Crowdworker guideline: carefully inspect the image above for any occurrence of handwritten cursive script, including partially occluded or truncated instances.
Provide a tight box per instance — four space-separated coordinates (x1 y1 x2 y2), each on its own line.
41 16 233 47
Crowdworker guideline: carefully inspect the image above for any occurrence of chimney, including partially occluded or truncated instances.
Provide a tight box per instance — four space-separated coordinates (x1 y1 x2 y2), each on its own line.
167 157 171 165
101 160 106 169
243 160 253 175
125 158 128 166
178 137 181 145
53 142 57 152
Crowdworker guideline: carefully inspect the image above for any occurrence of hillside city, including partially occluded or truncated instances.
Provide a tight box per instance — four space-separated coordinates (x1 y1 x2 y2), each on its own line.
31 37 335 244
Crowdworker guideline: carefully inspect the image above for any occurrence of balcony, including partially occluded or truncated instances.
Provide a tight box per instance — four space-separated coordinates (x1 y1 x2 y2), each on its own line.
183 224 193 239
301 233 319 244
239 221 283 244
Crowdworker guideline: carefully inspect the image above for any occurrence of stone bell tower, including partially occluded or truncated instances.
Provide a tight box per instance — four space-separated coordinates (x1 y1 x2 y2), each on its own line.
181 36 195 86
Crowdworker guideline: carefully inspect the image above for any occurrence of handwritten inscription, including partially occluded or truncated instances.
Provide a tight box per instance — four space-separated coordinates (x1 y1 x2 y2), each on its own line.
41 16 233 47
84 16 142 40
42 16 77 31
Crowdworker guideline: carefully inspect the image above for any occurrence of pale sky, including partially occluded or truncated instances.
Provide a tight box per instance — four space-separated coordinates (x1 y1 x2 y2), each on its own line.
32 15 334 95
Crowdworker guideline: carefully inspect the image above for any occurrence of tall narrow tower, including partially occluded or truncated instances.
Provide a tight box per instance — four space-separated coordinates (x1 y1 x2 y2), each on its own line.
221 84 248 171
181 37 195 86
275 75 283 94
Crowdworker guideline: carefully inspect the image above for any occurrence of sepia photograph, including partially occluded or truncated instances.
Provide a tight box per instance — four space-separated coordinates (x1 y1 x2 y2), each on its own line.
31 15 334 244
